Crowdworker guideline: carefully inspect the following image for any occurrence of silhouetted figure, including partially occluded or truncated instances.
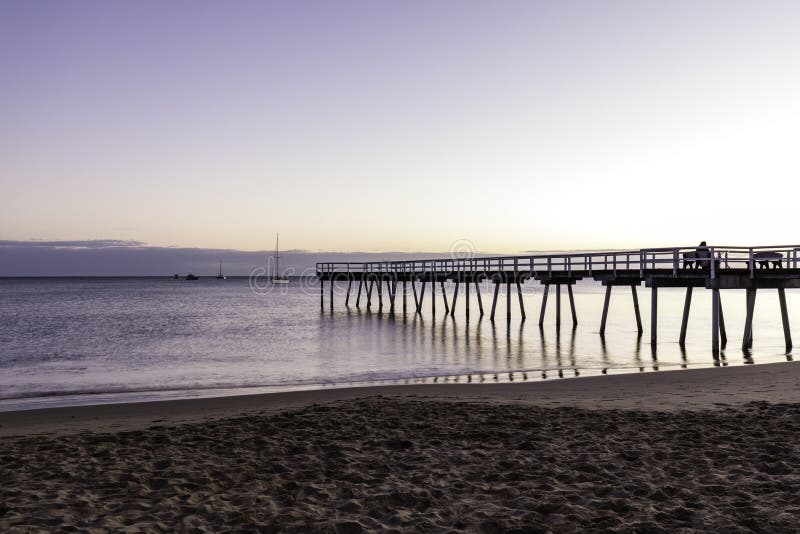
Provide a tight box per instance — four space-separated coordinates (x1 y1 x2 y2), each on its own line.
695 241 710 270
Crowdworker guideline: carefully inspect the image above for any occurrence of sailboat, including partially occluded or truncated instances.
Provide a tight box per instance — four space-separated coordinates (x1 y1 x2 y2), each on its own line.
272 233 289 284
216 259 226 280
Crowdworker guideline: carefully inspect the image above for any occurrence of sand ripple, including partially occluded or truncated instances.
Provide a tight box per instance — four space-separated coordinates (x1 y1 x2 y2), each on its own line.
2 398 800 532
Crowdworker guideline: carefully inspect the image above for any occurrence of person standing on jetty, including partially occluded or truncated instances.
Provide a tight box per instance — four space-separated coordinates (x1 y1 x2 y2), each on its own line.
696 241 714 270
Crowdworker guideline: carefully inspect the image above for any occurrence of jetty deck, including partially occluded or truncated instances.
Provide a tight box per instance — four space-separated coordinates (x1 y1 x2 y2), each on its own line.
317 245 800 357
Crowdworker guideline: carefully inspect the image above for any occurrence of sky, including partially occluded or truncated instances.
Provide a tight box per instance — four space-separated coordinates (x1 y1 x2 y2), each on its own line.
2 0 800 263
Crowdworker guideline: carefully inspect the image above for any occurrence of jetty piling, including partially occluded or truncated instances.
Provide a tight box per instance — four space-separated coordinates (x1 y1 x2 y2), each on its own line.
539 284 550 327
651 287 658 345
568 284 578 326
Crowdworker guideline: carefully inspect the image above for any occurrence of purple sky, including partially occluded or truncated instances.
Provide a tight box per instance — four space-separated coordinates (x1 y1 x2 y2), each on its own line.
3 1 800 268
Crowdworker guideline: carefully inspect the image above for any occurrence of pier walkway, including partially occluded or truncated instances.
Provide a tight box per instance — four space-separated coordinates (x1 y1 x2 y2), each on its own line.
317 245 800 357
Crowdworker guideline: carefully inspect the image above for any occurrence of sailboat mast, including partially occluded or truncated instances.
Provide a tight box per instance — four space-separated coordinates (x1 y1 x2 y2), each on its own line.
273 233 279 278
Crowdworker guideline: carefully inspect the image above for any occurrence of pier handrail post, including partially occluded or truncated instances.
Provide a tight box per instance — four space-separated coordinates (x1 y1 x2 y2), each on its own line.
547 257 552 278
673 249 678 277
710 247 716 280
639 250 644 278
748 248 754 279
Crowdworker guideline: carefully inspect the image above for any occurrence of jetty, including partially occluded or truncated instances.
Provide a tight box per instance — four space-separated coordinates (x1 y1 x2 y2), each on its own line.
317 245 800 357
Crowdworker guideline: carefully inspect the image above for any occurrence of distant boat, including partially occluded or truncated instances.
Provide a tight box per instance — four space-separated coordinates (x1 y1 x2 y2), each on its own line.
174 274 179 280
216 259 226 280
186 273 199 280
272 233 289 284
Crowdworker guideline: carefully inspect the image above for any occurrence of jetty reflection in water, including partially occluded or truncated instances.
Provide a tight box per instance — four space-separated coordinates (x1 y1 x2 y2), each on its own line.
318 280 795 384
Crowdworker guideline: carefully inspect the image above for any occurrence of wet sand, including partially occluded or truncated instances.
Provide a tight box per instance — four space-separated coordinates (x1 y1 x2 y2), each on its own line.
2 362 800 531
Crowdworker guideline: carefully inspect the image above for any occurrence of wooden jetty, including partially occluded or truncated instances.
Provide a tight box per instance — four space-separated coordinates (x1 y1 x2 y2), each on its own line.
317 245 800 357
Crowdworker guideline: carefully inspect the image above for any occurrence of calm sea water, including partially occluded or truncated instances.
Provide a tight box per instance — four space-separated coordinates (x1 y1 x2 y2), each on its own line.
0 277 795 411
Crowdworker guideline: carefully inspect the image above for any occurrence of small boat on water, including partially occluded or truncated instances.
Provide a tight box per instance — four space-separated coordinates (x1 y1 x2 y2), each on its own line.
272 233 289 284
216 259 226 280
186 273 199 280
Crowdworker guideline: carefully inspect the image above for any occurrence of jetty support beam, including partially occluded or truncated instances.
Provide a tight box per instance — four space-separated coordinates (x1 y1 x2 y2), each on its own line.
712 288 720 357
599 285 611 336
742 288 756 351
779 287 792 351
506 280 511 321
490 282 500 321
539 284 550 327
568 284 578 326
431 276 436 315
417 280 426 314
389 280 397 313
476 280 484 316
679 287 692 346
719 295 727 348
556 284 562 330
650 287 658 345
631 284 643 335
466 279 471 319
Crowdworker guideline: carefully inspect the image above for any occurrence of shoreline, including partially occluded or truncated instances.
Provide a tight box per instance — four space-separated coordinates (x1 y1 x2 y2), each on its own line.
0 358 713 414
3 361 799 437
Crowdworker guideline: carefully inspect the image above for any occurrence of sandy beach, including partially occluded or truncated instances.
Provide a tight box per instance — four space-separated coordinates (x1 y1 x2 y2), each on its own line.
2 362 800 531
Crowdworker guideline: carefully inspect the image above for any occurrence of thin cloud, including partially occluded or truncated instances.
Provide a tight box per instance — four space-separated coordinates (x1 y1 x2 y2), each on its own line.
0 239 146 249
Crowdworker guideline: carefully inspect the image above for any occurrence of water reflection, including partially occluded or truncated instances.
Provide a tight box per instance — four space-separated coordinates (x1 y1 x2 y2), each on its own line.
5 278 800 411
327 281 798 385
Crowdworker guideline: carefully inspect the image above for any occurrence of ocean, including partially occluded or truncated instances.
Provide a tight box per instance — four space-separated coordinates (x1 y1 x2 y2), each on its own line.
0 276 795 411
